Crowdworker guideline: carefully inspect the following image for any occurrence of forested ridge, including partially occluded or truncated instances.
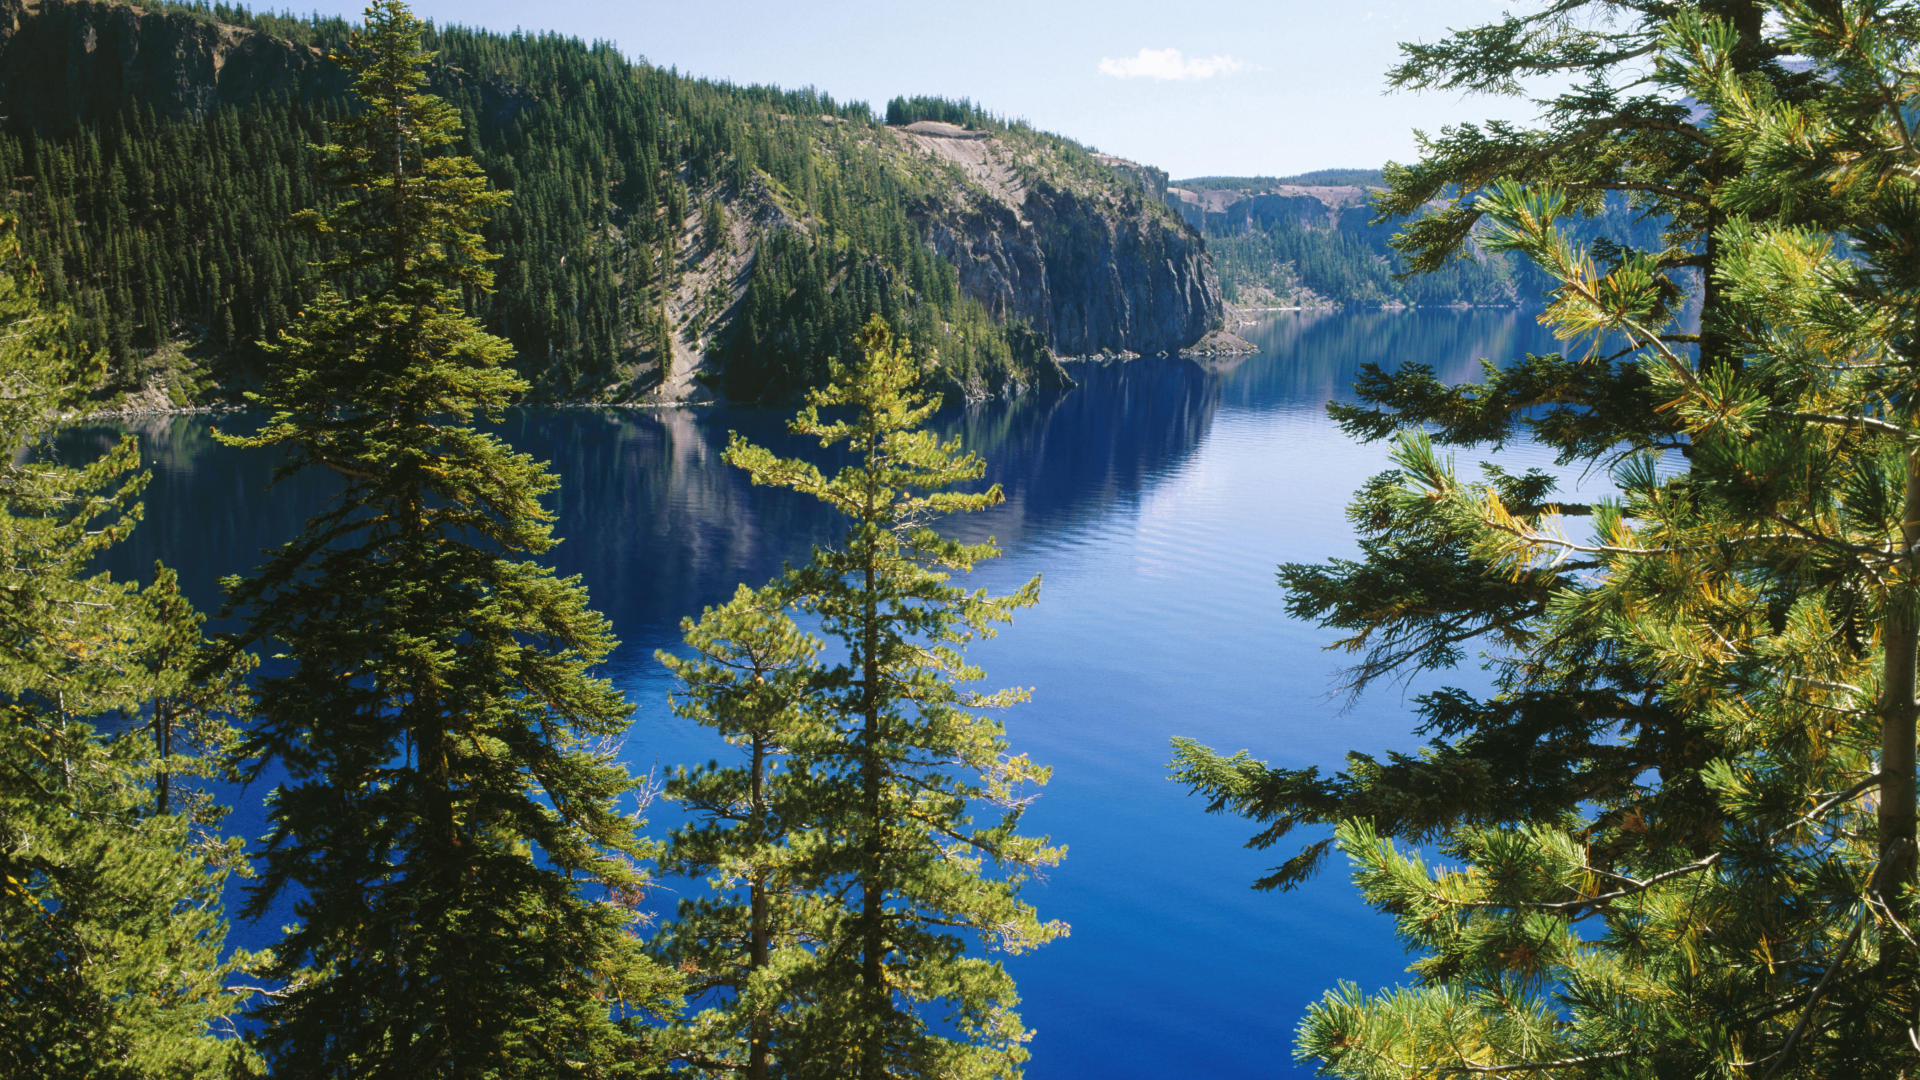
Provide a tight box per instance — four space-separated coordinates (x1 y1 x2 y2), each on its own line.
1173 170 1671 309
0 0 1213 407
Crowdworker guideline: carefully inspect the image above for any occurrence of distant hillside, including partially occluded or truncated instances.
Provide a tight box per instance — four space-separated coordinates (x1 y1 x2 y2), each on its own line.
1168 173 1666 309
1176 169 1386 192
0 0 1220 406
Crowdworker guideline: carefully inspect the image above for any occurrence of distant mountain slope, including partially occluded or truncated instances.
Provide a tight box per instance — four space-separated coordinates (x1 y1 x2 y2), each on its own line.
1168 173 1668 309
0 0 1220 406
1176 169 1386 192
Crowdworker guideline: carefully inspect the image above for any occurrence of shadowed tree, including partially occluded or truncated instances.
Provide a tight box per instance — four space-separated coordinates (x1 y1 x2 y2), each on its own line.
218 4 676 1075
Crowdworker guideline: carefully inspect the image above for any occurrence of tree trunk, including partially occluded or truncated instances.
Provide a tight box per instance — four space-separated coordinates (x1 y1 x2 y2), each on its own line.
859 541 885 1080
153 696 171 816
1697 0 1766 375
1880 450 1920 898
749 734 770 1080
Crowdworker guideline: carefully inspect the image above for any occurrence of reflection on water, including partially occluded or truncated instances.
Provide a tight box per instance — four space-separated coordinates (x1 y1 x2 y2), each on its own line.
91 308 1565 1080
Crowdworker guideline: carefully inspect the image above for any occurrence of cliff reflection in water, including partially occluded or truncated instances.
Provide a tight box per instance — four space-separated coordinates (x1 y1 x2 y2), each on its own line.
86 307 1552 656
496 356 1226 655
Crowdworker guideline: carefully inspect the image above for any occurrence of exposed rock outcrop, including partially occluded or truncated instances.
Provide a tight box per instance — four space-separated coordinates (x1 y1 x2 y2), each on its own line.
894 125 1222 361
1164 183 1375 235
0 0 343 129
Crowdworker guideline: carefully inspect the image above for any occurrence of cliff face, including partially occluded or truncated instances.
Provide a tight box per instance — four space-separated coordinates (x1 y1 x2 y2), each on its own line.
1027 183 1219 355
896 125 1221 358
0 0 342 130
1165 184 1376 235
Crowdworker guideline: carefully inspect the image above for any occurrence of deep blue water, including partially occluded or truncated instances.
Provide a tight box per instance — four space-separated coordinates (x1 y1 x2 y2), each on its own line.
89 308 1572 1078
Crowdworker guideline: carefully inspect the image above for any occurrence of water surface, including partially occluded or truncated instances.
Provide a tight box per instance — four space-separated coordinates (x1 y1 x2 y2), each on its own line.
94 308 1571 1078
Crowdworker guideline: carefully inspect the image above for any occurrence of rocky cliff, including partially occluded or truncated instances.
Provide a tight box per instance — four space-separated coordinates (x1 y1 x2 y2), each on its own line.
1166 174 1672 309
898 123 1220 359
1165 183 1377 236
0 0 342 130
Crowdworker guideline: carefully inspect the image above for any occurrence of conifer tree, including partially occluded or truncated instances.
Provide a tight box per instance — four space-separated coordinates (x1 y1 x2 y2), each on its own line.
0 213 258 1079
219 4 675 1074
135 564 253 817
653 583 823 1079
667 317 1065 1079
1297 5 1920 1073
1172 0 1828 889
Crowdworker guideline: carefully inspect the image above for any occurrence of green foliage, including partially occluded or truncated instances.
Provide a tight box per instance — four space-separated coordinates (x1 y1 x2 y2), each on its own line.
1171 0 1803 889
883 96 997 129
215 5 675 1073
1284 3 1920 1075
652 583 824 1078
0 213 258 1078
0 1 1072 402
663 317 1064 1078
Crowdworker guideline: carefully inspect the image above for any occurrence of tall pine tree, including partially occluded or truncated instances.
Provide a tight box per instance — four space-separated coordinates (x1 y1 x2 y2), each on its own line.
1172 0 1828 890
653 583 824 1079
0 212 258 1079
661 317 1065 1078
219 4 674 1074
1298 4 1920 1073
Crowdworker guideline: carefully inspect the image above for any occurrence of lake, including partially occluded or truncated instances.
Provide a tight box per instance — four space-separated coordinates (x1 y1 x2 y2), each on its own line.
89 307 1572 1078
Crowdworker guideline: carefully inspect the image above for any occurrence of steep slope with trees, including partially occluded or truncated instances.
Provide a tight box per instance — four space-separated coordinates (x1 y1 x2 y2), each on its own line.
1170 171 1671 308
0 0 1220 406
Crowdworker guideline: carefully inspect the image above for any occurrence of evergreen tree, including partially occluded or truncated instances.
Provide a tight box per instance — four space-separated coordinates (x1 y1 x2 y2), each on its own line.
0 213 257 1079
1172 0 1825 890
135 564 254 818
653 583 824 1079
218 4 675 1074
669 317 1065 1078
1298 5 1920 1073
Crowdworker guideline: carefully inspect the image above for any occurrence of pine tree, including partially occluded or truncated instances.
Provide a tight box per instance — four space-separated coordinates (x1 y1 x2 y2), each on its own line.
135 564 253 818
218 4 675 1074
670 317 1065 1078
1171 0 1828 890
1297 5 1920 1073
653 583 824 1079
0 213 258 1079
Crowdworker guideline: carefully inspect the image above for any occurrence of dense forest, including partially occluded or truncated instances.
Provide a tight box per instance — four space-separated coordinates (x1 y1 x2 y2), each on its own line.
1 4 1065 1075
883 94 1000 128
0 0 1207 406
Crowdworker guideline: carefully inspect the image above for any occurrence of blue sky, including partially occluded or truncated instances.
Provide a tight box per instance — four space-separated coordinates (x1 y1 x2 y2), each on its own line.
300 0 1544 179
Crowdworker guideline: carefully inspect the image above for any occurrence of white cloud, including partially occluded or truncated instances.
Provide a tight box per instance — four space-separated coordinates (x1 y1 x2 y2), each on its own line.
1097 48 1247 81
